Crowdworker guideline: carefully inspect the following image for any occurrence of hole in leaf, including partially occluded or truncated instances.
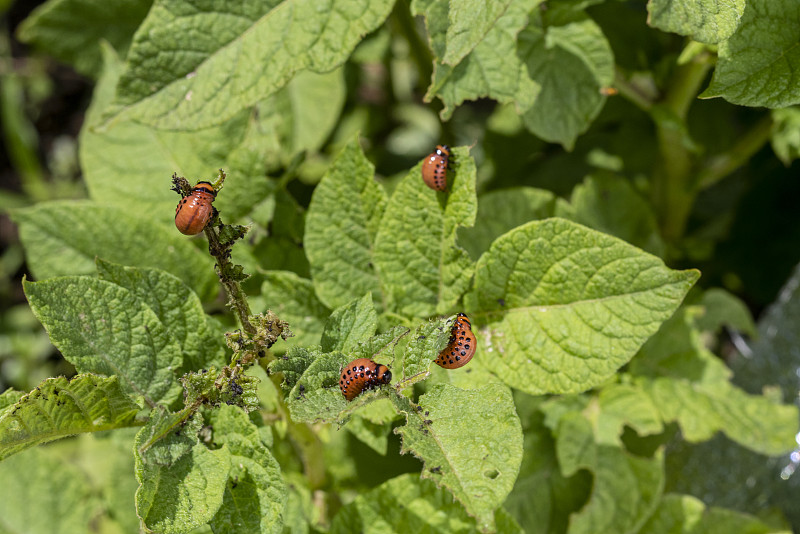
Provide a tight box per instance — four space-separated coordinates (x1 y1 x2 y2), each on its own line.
484 469 499 480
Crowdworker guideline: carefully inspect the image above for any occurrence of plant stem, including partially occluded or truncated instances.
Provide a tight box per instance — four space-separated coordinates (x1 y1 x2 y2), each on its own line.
695 115 773 190
651 54 712 245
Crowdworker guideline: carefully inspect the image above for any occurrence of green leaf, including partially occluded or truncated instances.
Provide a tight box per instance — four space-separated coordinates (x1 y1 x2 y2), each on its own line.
544 406 664 534
0 389 25 412
557 174 666 257
135 411 231 534
343 398 399 455
269 346 322 394
24 276 183 405
285 351 393 423
517 11 615 149
96 259 227 374
632 308 798 455
701 0 800 108
647 0 745 44
458 187 558 261
321 293 378 353
392 383 523 532
16 0 151 77
419 0 542 121
12 201 218 301
0 447 96 533
0 375 140 461
82 44 275 226
106 0 395 130
305 136 388 310
639 494 790 534
209 405 287 534
771 107 800 166
374 146 477 317
330 473 523 533
694 287 756 336
470 218 699 394
261 271 330 351
442 0 516 66
399 316 456 384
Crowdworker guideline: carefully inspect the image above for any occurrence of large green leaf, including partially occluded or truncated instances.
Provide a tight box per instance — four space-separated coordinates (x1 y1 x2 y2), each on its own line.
96 259 227 374
305 136 388 310
417 0 542 120
373 146 477 317
13 201 218 301
0 375 140 461
702 0 800 108
209 405 287 534
517 10 615 149
105 0 394 129
24 277 184 405
330 473 523 533
469 218 699 395
135 410 231 534
392 383 523 532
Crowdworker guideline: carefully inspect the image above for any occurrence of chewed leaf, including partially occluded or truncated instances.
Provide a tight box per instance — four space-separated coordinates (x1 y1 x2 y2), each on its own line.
24 276 184 405
400 316 456 385
470 218 699 395
0 375 140 461
392 383 522 532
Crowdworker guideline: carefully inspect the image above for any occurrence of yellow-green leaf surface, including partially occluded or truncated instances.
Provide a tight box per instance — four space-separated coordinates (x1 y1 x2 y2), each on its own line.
0 375 140 461
305 137 388 310
418 0 542 121
702 0 800 108
373 146 477 318
13 201 218 301
400 316 456 383
392 383 523 532
647 0 745 44
106 0 394 129
135 411 231 534
96 259 227 374
330 473 523 533
24 277 183 405
517 10 614 149
470 218 699 395
458 187 558 261
209 405 287 534
0 447 97 533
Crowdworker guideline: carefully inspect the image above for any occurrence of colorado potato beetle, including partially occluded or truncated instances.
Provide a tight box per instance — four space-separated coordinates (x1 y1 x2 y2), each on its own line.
421 145 451 191
434 313 476 369
175 181 216 235
339 358 392 401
